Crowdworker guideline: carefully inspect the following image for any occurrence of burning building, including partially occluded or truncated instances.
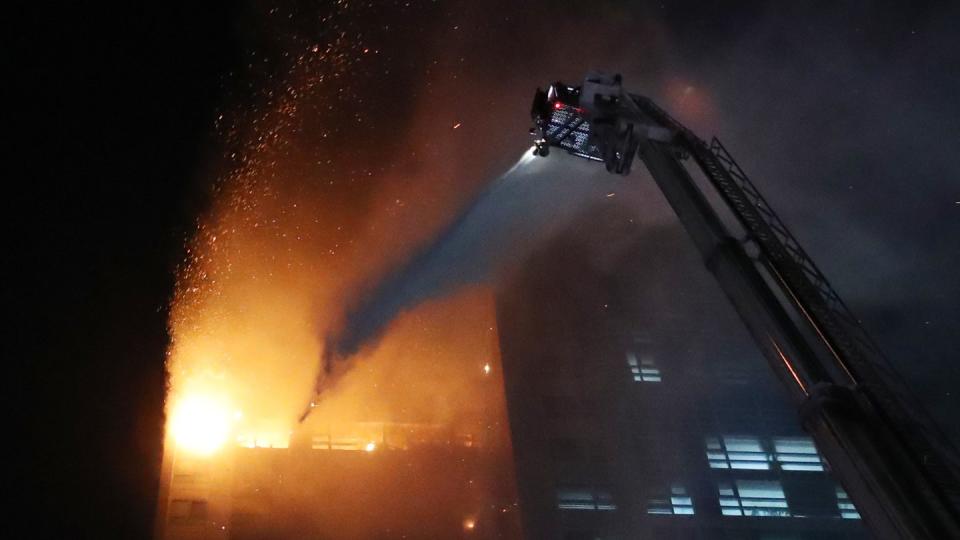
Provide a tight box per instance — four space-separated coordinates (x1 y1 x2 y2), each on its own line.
156 416 521 539
153 5 878 535
157 193 873 540
156 289 523 539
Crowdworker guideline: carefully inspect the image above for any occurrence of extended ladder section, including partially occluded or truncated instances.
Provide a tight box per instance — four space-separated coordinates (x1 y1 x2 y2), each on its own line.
640 93 960 503
531 73 960 539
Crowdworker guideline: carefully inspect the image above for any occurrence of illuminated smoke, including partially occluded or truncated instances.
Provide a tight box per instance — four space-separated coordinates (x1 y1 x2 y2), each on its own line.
164 2 367 441
321 151 622 379
163 0 525 479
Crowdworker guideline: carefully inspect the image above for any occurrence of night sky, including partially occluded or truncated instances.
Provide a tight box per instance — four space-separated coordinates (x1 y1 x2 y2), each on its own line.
15 1 959 538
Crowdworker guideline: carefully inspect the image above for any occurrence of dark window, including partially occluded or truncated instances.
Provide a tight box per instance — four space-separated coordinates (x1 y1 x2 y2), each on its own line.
557 487 617 511
170 499 209 522
550 438 587 462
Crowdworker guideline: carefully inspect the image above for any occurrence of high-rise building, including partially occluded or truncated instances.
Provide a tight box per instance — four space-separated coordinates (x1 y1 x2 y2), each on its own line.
494 205 869 540
156 203 871 540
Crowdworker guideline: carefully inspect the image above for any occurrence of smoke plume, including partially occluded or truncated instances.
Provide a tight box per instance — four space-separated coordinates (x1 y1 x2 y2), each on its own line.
319 151 624 381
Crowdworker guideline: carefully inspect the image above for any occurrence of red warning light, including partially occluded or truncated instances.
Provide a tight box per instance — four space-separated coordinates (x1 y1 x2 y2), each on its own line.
553 101 564 110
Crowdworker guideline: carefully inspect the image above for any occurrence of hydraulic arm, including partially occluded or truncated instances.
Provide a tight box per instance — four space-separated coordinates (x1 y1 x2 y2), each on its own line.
530 72 960 539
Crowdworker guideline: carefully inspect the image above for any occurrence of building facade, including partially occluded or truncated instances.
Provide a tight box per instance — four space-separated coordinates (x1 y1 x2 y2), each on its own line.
494 207 869 540
155 288 523 540
156 202 871 539
156 419 522 539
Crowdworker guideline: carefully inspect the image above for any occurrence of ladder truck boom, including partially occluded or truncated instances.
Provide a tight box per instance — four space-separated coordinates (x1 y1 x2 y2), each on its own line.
530 72 960 539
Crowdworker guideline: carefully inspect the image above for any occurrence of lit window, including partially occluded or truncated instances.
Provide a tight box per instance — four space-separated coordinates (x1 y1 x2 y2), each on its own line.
773 437 824 471
557 488 617 511
627 352 661 382
836 486 861 519
332 437 366 450
236 432 289 449
718 480 790 517
648 483 694 515
706 436 771 470
311 435 330 450
311 434 379 451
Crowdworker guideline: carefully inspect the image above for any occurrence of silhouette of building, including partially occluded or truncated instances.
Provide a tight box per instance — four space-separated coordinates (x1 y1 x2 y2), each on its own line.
156 203 870 540
495 206 869 540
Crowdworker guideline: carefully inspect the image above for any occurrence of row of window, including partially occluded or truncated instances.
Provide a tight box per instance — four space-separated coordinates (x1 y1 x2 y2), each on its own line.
557 489 617 511
545 433 825 474
716 481 859 519
556 481 860 520
706 435 825 472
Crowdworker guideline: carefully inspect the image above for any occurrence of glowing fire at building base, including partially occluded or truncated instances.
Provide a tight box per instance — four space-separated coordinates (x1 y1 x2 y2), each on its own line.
156 290 522 539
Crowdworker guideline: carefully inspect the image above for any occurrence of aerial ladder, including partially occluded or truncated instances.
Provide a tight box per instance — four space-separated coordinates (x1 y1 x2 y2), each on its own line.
529 72 960 539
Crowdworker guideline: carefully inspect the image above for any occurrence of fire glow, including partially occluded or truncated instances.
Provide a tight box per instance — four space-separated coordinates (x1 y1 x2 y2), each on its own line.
169 394 233 455
158 6 522 535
